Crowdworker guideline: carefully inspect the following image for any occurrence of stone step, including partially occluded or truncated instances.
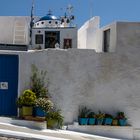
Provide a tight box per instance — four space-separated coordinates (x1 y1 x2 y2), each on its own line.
68 124 133 140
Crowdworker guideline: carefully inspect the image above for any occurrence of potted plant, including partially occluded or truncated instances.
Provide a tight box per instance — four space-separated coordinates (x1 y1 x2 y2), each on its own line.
112 117 118 126
34 97 53 117
17 89 36 116
104 113 113 125
78 106 90 125
117 112 127 126
95 111 105 125
30 64 48 98
88 112 96 125
46 108 64 129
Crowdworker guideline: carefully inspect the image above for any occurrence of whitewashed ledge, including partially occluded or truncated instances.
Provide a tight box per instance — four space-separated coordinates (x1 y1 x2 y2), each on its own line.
11 119 47 130
0 117 46 130
67 123 133 140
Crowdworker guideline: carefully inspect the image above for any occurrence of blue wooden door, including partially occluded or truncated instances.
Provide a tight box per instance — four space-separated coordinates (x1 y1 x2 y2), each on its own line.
0 55 18 116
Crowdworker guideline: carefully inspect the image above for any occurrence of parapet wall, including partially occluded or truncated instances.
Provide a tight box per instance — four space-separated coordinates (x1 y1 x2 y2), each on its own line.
15 48 140 128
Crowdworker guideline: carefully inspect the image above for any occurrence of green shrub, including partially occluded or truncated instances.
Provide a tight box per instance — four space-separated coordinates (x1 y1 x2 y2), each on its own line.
30 64 48 98
78 106 91 118
88 112 96 118
46 109 64 129
105 113 113 119
116 112 127 119
17 89 36 107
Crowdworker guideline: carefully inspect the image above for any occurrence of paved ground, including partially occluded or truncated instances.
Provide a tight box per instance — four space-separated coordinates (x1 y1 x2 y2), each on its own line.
0 122 123 140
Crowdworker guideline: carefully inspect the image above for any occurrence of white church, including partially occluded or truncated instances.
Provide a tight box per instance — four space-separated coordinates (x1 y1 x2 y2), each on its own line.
0 8 77 50
0 3 140 140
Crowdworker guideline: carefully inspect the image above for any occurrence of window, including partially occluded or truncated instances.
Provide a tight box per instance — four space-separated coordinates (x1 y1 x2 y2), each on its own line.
49 21 52 24
41 22 44 24
103 29 110 52
63 39 72 49
35 34 43 44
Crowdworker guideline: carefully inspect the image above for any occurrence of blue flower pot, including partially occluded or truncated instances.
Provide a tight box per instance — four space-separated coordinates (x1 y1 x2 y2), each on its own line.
104 118 113 125
88 118 96 125
34 107 46 117
97 119 104 125
119 119 127 126
79 118 88 125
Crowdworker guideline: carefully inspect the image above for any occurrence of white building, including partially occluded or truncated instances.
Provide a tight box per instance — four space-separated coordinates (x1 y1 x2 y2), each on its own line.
32 11 77 49
78 16 116 52
0 11 77 50
0 16 30 50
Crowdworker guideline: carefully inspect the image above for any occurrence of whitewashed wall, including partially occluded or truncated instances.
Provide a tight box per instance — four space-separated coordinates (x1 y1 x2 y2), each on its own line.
32 27 77 49
0 48 137 140
78 17 100 51
15 46 140 130
78 21 87 49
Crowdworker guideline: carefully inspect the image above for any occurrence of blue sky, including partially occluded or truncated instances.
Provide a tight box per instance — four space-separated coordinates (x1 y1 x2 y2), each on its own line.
0 0 140 27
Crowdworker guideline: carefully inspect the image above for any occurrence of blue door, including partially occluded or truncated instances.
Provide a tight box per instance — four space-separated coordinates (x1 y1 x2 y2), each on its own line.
0 55 18 116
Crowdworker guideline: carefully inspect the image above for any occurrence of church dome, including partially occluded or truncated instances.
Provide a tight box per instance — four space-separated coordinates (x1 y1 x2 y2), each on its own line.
34 11 61 28
39 14 58 21
39 10 59 21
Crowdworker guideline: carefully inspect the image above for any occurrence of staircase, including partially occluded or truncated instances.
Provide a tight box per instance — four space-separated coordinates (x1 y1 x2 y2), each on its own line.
13 19 27 45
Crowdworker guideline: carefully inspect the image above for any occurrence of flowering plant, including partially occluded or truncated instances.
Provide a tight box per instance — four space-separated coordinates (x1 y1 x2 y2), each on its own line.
116 112 127 120
95 111 105 119
17 89 36 107
35 97 53 112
